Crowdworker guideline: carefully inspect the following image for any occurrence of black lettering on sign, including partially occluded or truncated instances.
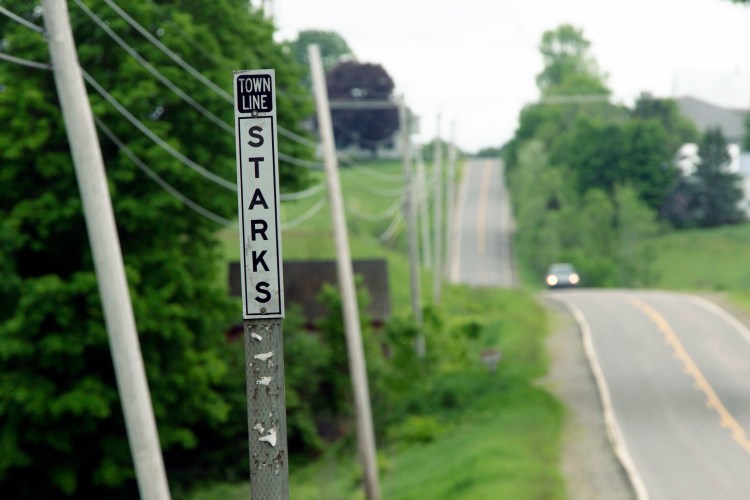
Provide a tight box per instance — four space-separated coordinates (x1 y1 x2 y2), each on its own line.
247 125 264 147
255 282 271 303
236 75 273 113
248 189 269 210
250 220 268 240
247 157 263 178
251 250 270 272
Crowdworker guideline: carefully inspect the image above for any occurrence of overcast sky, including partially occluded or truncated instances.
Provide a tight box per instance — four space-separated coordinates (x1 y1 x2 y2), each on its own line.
274 0 750 152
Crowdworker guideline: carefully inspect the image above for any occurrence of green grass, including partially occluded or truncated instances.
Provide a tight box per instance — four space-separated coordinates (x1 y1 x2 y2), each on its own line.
381 288 564 499
651 223 750 291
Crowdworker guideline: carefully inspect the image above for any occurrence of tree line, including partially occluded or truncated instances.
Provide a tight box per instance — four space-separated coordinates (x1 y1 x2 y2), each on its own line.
503 24 746 287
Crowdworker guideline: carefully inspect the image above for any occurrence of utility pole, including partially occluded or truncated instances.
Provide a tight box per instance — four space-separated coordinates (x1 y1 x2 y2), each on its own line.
432 114 443 305
308 44 381 500
399 97 424 356
416 149 432 270
233 69 289 499
42 2 170 499
445 122 457 281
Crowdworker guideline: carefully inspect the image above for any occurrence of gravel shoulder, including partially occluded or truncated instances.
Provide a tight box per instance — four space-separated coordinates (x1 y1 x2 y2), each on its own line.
539 296 635 500
539 290 750 500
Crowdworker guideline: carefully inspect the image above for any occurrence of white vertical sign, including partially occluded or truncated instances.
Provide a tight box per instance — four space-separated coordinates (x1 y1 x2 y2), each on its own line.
234 70 284 319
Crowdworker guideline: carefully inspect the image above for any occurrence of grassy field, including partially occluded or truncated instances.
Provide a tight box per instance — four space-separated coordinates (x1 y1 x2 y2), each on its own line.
651 223 750 292
195 160 566 499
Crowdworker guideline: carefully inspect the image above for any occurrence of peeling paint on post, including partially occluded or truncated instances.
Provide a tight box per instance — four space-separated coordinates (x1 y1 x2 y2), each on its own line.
234 69 289 499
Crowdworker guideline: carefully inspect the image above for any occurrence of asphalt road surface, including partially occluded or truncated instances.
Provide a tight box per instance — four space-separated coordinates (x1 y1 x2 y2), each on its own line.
551 289 750 500
450 158 515 287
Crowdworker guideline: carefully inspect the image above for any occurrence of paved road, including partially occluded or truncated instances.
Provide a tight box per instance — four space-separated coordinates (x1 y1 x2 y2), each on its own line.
450 158 515 287
551 289 750 500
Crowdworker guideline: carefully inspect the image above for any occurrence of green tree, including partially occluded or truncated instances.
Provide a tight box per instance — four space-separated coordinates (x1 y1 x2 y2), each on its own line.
508 141 577 277
503 25 620 173
288 29 355 75
326 61 399 157
0 1 311 497
663 127 745 228
553 116 677 212
536 24 609 98
632 93 700 156
693 128 745 227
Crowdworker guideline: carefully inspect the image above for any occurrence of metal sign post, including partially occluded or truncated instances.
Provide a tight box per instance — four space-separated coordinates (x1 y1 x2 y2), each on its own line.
233 69 289 499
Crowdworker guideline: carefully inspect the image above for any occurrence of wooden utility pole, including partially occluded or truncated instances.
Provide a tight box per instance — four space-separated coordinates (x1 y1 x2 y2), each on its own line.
42 2 170 499
399 97 424 356
432 114 443 304
445 122 457 281
308 44 381 500
416 149 432 270
233 69 289 499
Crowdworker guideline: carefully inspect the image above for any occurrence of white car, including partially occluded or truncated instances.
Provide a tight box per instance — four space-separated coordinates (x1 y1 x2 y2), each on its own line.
545 263 580 289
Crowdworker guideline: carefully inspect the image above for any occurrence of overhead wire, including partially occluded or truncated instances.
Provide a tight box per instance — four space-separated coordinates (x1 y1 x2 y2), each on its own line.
0 5 326 202
0 48 324 224
0 5 45 33
72 0 234 134
0 51 51 71
94 116 233 226
377 210 404 244
1 4 411 240
99 0 231 101
75 0 328 182
279 181 325 201
346 197 402 222
81 70 237 191
281 198 327 230
99 0 316 152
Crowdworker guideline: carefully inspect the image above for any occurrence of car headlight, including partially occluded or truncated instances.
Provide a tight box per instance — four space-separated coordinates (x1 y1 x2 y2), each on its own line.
569 273 579 284
546 275 558 286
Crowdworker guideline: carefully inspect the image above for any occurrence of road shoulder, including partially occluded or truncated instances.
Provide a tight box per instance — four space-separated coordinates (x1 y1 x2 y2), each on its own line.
539 296 635 500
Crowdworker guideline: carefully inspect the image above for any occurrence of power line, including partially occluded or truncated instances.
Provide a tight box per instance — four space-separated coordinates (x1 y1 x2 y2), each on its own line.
361 184 403 198
77 0 323 173
0 5 45 33
278 152 324 170
0 51 51 71
98 0 319 151
278 126 318 149
281 198 326 230
72 0 233 134
100 0 231 101
377 210 404 244
0 3 370 214
82 70 237 191
94 116 232 226
346 197 402 222
279 181 325 201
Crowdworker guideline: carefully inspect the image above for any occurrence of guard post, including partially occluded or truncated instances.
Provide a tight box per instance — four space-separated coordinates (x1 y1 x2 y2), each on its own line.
233 69 289 499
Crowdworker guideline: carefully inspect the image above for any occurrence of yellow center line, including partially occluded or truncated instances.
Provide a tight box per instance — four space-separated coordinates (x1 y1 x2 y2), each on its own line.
629 297 750 454
476 162 492 255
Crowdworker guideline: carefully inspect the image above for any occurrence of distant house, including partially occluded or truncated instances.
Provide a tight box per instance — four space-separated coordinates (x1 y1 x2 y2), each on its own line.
675 96 746 146
672 71 750 215
737 153 750 215
672 70 749 146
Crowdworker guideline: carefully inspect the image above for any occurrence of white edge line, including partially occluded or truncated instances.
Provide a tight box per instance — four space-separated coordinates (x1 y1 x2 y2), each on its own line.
552 296 651 500
685 294 750 346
